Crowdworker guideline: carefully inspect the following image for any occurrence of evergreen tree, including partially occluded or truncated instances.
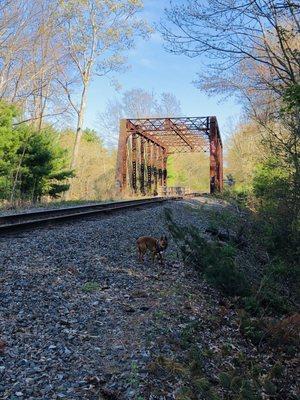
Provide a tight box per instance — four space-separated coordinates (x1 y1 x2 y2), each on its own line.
16 127 73 202
0 100 73 203
0 101 19 198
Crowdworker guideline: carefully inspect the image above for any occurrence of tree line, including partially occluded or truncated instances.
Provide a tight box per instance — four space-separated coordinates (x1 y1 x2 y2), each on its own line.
0 0 150 204
0 0 206 205
162 0 299 274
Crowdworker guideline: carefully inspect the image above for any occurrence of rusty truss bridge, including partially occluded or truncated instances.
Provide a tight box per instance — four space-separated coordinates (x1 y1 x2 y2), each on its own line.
116 116 223 195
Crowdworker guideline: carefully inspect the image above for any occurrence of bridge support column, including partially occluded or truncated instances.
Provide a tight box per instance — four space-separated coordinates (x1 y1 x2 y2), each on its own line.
158 147 163 188
131 133 137 194
153 145 158 196
147 140 152 194
116 119 131 193
209 116 223 193
163 149 168 189
140 137 145 195
217 139 223 191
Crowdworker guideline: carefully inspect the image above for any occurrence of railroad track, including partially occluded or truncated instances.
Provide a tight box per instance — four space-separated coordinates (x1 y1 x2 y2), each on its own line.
0 197 180 234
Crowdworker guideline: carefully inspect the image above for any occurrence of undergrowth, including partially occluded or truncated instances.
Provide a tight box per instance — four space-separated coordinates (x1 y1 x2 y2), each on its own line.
145 206 300 399
164 207 299 348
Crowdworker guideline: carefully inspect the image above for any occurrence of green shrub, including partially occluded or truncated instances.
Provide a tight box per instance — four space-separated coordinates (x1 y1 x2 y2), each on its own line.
270 362 284 379
194 377 211 392
82 281 100 292
189 346 205 375
0 100 73 203
205 256 249 297
165 209 249 297
231 375 243 391
219 372 231 389
239 314 266 345
238 379 259 400
16 127 73 202
253 157 299 261
242 296 260 315
264 380 277 396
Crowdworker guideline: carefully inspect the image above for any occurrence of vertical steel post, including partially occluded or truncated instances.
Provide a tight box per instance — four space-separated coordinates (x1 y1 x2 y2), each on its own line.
131 133 137 193
140 136 145 195
217 137 224 191
153 145 158 195
158 147 163 187
209 116 219 193
116 119 130 193
147 140 152 193
163 148 168 189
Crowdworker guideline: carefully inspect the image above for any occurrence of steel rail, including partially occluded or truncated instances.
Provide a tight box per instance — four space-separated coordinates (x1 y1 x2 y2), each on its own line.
0 197 180 234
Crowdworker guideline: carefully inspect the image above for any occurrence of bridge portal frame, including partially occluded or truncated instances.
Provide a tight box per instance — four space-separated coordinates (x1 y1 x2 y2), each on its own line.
116 116 223 195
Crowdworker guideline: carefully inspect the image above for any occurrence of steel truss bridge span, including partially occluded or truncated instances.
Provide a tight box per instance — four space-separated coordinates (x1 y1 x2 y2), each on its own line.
116 116 223 195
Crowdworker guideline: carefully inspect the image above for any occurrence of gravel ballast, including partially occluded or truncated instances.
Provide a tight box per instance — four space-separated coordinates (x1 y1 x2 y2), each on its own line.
0 198 297 399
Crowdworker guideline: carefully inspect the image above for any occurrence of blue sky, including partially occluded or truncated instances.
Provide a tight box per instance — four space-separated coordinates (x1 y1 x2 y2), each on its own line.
85 0 242 140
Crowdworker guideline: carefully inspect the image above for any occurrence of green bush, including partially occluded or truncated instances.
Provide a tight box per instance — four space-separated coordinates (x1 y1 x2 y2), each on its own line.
238 314 266 345
253 156 299 262
219 372 231 389
0 100 73 203
242 296 260 315
165 209 249 297
16 127 73 202
82 281 100 292
194 377 211 392
205 257 249 297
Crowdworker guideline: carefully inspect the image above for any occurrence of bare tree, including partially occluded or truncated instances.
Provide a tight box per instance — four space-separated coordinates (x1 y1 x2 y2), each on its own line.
155 92 182 117
0 0 70 127
0 1 31 100
162 0 299 90
162 0 300 201
98 88 182 147
57 0 149 169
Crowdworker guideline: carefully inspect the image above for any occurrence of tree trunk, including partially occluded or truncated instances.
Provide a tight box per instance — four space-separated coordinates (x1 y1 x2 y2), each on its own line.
10 139 28 204
71 82 88 169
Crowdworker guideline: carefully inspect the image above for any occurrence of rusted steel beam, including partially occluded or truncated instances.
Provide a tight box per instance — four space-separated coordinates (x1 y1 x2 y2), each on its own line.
209 116 217 194
116 119 130 192
163 148 168 188
140 136 145 194
131 133 137 193
127 120 167 150
129 117 209 132
153 144 158 195
147 140 152 193
217 135 223 191
158 147 163 187
209 116 223 193
164 118 194 150
116 116 222 195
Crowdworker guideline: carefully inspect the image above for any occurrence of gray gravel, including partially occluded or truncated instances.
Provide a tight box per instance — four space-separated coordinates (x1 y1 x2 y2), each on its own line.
0 201 112 217
0 198 296 399
0 199 212 399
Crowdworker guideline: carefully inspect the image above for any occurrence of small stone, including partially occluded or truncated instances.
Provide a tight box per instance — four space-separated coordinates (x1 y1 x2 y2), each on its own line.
140 305 150 311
